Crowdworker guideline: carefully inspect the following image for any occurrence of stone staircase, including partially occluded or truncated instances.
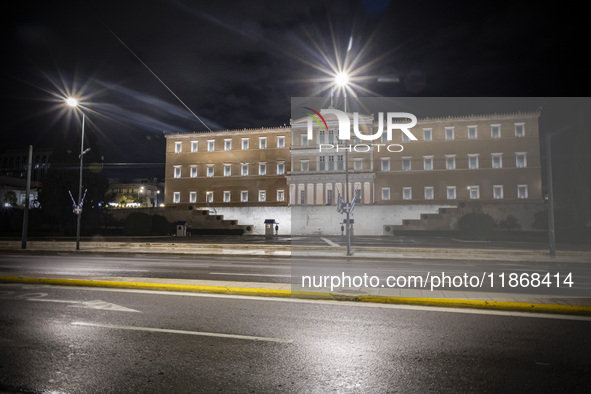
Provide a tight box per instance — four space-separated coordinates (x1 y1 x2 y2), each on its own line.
384 206 459 234
165 205 254 235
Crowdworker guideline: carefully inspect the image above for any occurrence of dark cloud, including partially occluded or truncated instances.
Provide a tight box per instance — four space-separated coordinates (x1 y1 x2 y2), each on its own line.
1 0 587 179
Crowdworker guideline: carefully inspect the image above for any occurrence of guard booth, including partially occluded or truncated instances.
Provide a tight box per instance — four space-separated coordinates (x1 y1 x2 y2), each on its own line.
176 221 187 237
264 219 276 237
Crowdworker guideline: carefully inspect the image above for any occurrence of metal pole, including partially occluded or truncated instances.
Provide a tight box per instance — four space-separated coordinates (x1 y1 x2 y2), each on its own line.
546 132 556 257
76 113 85 251
21 145 33 249
344 93 351 256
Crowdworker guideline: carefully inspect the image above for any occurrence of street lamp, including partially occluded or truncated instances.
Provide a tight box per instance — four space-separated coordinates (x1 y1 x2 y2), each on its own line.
138 186 145 207
334 71 352 256
66 97 87 251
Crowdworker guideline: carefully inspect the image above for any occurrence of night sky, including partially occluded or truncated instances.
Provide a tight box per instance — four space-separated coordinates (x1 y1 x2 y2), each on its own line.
1 0 587 179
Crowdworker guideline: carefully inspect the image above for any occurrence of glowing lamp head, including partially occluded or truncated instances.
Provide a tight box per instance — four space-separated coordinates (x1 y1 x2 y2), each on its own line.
335 72 349 87
66 97 78 107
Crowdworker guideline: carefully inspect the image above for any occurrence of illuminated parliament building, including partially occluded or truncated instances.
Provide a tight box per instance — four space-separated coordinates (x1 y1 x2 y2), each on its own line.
164 109 543 235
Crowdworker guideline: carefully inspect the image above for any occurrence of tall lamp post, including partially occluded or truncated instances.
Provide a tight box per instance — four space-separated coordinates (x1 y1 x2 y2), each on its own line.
66 98 86 251
335 72 352 256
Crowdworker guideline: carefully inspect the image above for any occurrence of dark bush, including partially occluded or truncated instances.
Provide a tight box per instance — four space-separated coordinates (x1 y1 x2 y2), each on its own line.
124 212 152 236
458 212 496 240
151 215 170 235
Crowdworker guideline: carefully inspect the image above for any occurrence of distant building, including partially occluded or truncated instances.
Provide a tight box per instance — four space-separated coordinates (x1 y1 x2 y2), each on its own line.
164 110 543 235
0 148 52 183
107 178 162 208
0 148 51 208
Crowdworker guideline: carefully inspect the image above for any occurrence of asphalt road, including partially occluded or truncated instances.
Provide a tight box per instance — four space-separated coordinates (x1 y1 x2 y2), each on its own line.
1 283 590 393
1 253 590 297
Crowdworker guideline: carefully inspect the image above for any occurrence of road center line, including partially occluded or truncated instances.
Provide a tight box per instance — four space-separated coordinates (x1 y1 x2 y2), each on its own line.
321 238 340 247
71 321 292 343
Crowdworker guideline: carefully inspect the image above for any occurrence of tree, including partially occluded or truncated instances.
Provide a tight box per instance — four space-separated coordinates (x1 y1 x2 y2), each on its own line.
3 191 17 206
37 122 109 234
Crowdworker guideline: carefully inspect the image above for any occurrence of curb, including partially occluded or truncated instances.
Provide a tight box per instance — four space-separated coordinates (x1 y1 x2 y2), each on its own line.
2 276 590 316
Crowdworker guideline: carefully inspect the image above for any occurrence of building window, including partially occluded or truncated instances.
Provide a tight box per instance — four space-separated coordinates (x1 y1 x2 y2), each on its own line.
328 156 335 171
491 124 501 139
224 139 232 151
468 126 477 140
423 128 432 141
300 189 305 205
223 191 231 203
445 127 454 141
259 190 266 202
259 137 267 149
174 142 182 153
224 164 231 177
424 187 434 200
469 186 480 199
423 156 433 171
354 158 363 171
207 140 215 152
259 163 266 176
403 187 412 200
354 189 361 204
446 156 456 170
516 153 527 168
319 156 326 171
337 155 344 171
447 186 456 200
191 141 198 152
319 130 326 144
242 138 249 150
173 166 181 178
241 164 248 176
277 190 285 202
518 185 528 199
492 154 503 169
381 188 390 201
207 165 214 177
301 160 309 172
241 191 248 202
277 162 285 175
301 135 309 147
190 166 197 178
206 191 213 203
189 191 197 203
277 136 285 148
328 130 335 144
173 192 180 203
326 189 333 205
402 157 411 171
402 132 411 142
468 154 479 169
515 123 525 137
493 185 503 199
381 158 390 172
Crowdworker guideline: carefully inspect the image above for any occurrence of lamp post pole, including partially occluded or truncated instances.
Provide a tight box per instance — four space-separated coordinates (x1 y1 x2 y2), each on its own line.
546 132 556 257
343 92 351 256
76 112 85 251
21 145 33 249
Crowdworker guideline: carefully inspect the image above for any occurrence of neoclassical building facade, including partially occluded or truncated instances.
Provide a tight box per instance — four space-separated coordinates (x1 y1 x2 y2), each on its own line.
164 109 542 234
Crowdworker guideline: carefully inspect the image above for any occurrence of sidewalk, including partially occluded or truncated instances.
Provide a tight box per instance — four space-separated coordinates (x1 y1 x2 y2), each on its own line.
1 239 590 262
